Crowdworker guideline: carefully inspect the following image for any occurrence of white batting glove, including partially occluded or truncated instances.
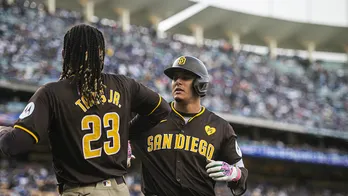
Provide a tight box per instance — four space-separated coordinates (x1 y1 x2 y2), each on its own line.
127 141 136 168
206 159 241 182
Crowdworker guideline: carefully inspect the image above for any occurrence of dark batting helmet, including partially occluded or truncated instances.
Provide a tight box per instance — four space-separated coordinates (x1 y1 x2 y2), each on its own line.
164 55 209 97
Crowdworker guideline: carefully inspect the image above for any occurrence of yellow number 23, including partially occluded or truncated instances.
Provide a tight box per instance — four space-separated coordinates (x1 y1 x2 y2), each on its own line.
81 112 120 159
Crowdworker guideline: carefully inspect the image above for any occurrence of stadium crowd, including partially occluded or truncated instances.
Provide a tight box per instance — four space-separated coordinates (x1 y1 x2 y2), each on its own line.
1 0 348 132
0 159 346 196
1 0 348 195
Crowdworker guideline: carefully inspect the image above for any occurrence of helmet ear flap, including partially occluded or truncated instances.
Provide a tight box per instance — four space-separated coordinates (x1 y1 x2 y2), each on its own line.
193 78 208 97
192 79 200 97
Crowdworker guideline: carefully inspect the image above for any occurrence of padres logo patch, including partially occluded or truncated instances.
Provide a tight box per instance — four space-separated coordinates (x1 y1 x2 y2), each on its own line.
205 125 216 136
178 56 186 65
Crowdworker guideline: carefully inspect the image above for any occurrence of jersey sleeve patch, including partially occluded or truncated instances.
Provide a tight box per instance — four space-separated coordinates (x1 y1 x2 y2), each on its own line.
235 140 242 157
19 102 35 119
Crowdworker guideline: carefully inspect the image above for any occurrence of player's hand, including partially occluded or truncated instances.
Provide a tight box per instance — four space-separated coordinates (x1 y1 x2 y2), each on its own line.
0 126 11 133
0 126 8 130
206 159 241 182
127 141 136 168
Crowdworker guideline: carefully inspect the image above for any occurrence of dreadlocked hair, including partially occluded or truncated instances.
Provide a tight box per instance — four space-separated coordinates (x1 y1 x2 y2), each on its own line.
60 24 106 106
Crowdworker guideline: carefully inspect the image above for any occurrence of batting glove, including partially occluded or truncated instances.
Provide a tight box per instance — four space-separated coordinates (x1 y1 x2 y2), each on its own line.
127 141 136 168
0 126 9 131
206 159 241 182
0 126 11 136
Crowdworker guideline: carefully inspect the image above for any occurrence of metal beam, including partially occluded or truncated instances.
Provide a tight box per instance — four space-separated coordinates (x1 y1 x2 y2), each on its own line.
157 2 208 32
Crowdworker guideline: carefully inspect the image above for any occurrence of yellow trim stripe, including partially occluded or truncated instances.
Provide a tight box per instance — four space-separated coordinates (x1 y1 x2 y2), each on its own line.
160 119 167 123
188 106 205 122
147 94 162 116
14 125 39 143
171 102 185 120
171 102 205 122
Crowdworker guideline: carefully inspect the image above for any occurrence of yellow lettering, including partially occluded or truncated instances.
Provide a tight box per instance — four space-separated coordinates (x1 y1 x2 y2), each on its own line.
199 140 207 156
184 135 191 151
113 91 120 105
75 99 87 112
81 96 91 109
174 134 185 149
147 136 153 152
162 134 173 149
190 137 199 153
101 95 107 103
108 90 113 103
147 134 214 159
81 115 102 159
206 144 215 160
154 135 162 150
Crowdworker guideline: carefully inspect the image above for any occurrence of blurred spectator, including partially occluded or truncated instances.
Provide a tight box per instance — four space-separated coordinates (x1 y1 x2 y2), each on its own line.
0 158 346 196
0 1 347 137
0 98 26 125
0 1 347 196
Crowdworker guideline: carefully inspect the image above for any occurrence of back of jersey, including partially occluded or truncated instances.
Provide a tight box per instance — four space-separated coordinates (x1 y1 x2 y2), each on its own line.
14 73 163 184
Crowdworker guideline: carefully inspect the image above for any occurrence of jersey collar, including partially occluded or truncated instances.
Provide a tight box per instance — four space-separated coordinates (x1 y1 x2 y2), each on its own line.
170 102 205 123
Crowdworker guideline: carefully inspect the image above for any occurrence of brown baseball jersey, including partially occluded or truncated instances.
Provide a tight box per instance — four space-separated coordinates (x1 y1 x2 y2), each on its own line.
131 102 248 196
13 73 169 185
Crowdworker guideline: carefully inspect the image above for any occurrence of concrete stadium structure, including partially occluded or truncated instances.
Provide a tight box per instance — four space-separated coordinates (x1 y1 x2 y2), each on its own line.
21 0 348 139
31 0 348 62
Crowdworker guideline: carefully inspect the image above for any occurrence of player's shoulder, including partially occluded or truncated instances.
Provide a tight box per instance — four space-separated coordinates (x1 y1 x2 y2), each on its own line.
204 107 230 126
103 73 131 80
40 79 72 92
35 81 60 94
42 80 62 88
103 73 136 85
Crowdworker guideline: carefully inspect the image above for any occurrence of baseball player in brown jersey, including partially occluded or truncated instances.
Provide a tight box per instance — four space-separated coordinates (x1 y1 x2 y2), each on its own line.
130 55 248 196
0 24 170 196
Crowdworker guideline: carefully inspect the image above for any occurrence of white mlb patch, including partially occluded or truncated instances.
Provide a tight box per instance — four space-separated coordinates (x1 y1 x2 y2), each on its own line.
19 102 35 119
102 180 112 187
235 140 242 157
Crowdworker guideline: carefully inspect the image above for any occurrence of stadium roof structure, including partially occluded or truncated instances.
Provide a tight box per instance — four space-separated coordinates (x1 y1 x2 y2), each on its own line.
13 0 348 138
95 0 195 26
163 6 348 53
32 0 348 54
35 0 195 27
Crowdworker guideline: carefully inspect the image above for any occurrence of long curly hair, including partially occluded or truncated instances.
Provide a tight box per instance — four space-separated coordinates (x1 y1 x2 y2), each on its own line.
60 24 106 106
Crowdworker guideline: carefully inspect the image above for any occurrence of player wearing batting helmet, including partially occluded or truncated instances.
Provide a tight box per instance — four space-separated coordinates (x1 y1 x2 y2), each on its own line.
0 24 170 196
130 55 248 196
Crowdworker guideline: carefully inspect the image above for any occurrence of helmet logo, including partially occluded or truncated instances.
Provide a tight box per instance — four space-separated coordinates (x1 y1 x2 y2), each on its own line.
178 56 186 65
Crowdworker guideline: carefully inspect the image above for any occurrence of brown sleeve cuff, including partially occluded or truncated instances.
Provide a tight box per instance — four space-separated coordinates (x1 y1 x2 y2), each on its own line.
228 167 248 196
0 127 36 157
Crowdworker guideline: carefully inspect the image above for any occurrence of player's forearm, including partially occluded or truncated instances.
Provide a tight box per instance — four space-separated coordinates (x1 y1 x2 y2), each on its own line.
147 96 170 122
0 126 35 156
129 114 163 137
228 167 248 196
129 99 170 135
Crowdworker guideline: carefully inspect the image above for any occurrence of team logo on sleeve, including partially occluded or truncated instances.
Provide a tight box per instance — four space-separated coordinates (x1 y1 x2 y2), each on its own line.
19 102 35 119
204 125 216 136
235 140 242 157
